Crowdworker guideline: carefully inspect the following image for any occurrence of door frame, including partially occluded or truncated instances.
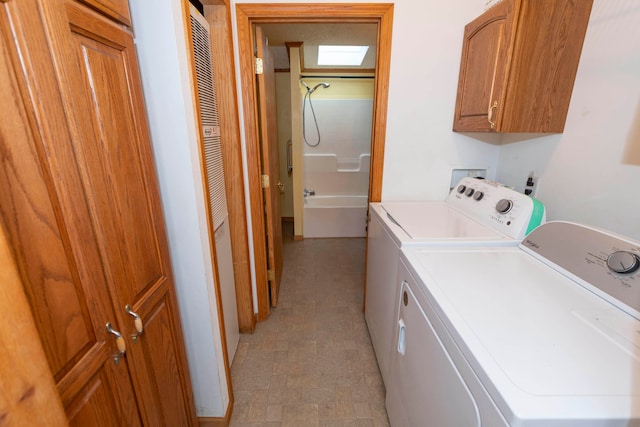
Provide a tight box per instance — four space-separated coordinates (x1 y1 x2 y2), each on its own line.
236 3 393 320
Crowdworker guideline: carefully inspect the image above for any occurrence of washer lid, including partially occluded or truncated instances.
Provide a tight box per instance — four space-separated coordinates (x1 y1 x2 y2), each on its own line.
378 202 508 245
402 246 640 424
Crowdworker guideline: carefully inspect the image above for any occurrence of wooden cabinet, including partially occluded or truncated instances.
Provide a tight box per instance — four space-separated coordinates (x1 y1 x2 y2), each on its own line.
0 0 197 425
452 0 593 133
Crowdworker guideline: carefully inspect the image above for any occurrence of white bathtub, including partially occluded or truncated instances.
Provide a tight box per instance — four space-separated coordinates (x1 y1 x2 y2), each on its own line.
303 195 368 238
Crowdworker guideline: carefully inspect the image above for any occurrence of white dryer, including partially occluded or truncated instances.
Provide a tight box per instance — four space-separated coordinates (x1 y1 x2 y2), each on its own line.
388 222 640 426
365 177 545 386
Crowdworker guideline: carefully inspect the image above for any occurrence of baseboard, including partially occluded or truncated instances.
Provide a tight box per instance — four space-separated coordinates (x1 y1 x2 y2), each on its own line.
198 397 233 427
199 416 228 427
294 234 304 241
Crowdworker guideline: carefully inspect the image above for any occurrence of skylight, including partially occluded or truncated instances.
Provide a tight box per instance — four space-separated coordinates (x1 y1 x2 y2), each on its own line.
317 45 369 66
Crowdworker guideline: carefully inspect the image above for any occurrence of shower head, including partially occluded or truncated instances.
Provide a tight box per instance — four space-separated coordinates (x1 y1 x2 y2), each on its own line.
312 82 330 92
301 80 331 93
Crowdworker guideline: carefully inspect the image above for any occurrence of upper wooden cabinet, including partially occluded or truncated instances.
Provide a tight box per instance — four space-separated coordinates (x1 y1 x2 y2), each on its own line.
452 0 593 133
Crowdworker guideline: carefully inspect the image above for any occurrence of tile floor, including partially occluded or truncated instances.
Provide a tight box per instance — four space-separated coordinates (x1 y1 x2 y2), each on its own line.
229 222 390 426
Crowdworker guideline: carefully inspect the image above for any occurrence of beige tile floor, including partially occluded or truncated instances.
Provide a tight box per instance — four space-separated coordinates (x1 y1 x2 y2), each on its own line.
229 222 390 427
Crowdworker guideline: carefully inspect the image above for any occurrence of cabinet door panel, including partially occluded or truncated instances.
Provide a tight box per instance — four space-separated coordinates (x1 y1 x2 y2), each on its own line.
66 3 164 307
453 0 516 132
0 112 93 379
63 3 197 425
0 1 141 424
129 295 192 426
459 20 506 121
66 370 126 427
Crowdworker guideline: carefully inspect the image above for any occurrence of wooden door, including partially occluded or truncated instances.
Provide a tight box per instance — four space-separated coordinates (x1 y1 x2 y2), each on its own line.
0 0 197 425
0 209 68 426
255 25 284 307
0 1 142 425
62 3 197 426
452 0 516 132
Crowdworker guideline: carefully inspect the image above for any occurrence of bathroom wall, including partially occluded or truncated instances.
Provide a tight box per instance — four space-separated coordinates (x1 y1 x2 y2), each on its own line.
276 75 375 215
275 73 294 218
232 0 501 204
301 78 374 198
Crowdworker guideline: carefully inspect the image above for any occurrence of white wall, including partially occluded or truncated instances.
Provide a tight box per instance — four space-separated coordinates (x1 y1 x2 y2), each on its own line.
128 0 640 417
495 0 640 240
129 0 229 416
234 0 640 239
275 73 294 217
232 0 501 203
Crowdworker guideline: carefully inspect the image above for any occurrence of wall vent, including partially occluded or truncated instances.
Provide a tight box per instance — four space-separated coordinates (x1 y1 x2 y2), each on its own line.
189 6 228 230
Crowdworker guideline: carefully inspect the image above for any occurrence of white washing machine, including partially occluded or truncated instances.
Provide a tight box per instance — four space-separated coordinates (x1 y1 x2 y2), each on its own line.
365 177 545 386
388 222 640 426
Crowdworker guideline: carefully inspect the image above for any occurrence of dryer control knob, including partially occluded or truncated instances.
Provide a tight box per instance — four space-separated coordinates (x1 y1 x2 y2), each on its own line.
495 199 513 214
607 251 640 274
473 191 484 201
465 188 475 197
457 185 466 194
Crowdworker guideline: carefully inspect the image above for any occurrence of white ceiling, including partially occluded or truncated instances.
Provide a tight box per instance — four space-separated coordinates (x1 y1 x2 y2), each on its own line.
259 23 378 71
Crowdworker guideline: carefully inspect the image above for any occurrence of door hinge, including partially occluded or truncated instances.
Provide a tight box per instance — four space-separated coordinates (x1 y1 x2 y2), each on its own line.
267 269 275 281
255 57 264 75
261 175 270 188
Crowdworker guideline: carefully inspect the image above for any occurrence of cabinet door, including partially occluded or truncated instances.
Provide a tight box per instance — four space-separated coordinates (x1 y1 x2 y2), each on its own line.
62 2 198 426
0 1 141 425
452 0 518 132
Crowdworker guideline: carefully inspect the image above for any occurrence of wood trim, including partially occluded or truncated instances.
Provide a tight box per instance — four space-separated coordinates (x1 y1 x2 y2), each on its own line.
74 0 132 27
180 0 235 414
369 3 393 202
198 416 229 426
202 3 256 334
236 2 393 319
236 5 271 321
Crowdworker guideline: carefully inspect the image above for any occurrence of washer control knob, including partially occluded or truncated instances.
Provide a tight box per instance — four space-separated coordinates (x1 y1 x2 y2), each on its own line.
457 185 466 194
607 251 640 274
473 191 484 201
495 199 513 214
465 188 475 197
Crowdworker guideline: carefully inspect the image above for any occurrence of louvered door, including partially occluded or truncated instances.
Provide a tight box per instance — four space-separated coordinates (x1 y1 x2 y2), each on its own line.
190 7 229 231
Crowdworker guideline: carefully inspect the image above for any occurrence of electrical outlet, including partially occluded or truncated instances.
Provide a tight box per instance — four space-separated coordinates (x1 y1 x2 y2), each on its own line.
524 171 538 197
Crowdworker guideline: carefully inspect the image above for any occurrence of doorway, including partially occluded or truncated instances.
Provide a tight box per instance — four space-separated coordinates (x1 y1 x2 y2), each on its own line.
236 3 393 320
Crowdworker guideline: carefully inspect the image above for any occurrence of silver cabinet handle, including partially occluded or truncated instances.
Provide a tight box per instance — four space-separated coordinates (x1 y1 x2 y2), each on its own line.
105 322 126 364
125 305 144 342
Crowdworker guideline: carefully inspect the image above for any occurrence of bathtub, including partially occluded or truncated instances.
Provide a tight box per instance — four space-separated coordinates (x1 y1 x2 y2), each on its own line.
303 195 368 238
